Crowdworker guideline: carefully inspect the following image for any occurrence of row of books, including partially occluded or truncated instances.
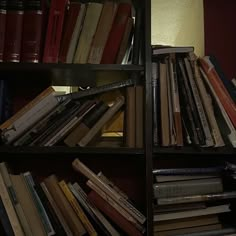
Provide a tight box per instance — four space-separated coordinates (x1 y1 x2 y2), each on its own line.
152 165 236 236
152 46 236 148
0 0 134 64
0 80 144 148
0 158 146 236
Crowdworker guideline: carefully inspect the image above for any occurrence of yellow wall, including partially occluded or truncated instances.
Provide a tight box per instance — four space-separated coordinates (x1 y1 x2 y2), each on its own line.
151 0 204 56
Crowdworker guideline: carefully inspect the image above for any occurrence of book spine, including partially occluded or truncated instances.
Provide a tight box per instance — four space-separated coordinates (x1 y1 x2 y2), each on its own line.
21 0 43 63
3 0 24 62
78 96 125 147
43 0 68 63
59 181 97 236
72 159 146 224
0 0 7 62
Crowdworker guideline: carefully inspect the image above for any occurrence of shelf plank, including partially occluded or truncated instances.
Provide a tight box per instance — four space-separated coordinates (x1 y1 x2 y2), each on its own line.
153 147 236 156
0 63 144 72
0 146 144 155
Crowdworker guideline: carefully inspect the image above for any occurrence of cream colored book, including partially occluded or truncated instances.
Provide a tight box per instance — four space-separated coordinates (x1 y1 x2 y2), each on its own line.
88 2 118 64
72 158 146 224
0 172 24 236
73 3 103 64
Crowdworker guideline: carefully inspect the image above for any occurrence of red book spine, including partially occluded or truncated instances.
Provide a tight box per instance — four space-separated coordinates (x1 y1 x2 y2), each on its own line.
0 2 6 62
58 2 80 63
88 190 143 236
3 10 24 62
101 3 131 64
43 0 68 63
21 10 43 62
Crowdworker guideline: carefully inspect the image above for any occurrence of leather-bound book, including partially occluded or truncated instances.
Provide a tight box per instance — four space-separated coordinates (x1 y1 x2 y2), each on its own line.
3 0 24 62
21 0 43 62
0 0 7 61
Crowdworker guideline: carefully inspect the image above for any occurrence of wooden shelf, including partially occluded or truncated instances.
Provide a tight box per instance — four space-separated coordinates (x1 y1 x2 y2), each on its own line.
0 63 144 72
0 146 144 156
153 146 236 156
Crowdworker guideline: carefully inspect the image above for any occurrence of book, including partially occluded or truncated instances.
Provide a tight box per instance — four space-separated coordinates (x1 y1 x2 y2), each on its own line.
101 3 132 64
43 175 86 236
0 86 58 144
88 190 143 236
71 182 120 236
0 0 6 62
73 2 103 64
153 177 223 199
72 158 146 224
3 0 24 62
40 182 73 236
59 180 97 236
87 2 118 64
59 1 82 63
158 191 236 205
78 96 125 147
10 174 46 236
21 0 43 62
43 0 68 63
0 163 33 236
154 204 231 222
152 45 194 56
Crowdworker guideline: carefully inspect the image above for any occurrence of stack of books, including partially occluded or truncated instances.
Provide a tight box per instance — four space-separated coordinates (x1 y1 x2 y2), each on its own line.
152 166 236 236
0 0 134 64
0 159 146 235
0 81 144 148
152 46 236 148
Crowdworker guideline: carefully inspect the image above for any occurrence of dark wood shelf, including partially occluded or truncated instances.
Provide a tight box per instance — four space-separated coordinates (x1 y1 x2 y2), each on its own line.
0 63 144 72
0 146 144 156
153 146 236 156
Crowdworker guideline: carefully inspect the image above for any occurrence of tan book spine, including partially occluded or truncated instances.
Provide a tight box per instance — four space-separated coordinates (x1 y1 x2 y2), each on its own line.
88 2 118 64
44 175 86 236
0 87 54 130
59 180 97 236
40 182 73 236
0 163 33 236
125 87 136 147
78 96 124 147
0 172 24 236
72 158 146 224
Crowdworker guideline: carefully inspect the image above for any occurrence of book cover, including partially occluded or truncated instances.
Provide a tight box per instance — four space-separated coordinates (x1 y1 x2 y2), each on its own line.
21 0 43 63
3 0 24 62
43 0 68 63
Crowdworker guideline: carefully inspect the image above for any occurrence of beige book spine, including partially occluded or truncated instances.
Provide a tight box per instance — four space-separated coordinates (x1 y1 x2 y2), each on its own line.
73 3 103 64
0 172 24 236
78 96 124 147
72 158 146 224
44 175 86 236
40 182 73 236
0 87 54 130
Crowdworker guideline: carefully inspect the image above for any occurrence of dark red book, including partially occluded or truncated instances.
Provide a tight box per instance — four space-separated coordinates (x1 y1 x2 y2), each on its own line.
43 0 68 63
58 1 81 63
101 3 131 64
21 0 43 63
88 190 143 236
3 0 24 62
0 0 7 62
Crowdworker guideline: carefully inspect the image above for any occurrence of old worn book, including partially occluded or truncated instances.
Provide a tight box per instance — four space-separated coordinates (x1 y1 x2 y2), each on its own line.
43 175 86 236
0 172 24 236
73 3 103 64
72 159 146 224
88 2 118 64
59 180 97 236
153 177 223 199
10 174 46 236
152 45 194 56
88 190 143 236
